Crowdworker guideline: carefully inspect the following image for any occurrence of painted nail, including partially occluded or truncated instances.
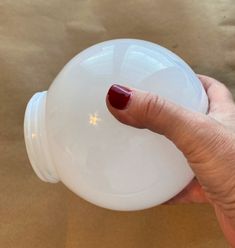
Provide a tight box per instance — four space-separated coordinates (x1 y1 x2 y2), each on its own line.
107 84 132 110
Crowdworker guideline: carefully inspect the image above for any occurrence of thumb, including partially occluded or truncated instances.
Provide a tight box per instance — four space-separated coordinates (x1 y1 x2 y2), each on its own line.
106 84 223 158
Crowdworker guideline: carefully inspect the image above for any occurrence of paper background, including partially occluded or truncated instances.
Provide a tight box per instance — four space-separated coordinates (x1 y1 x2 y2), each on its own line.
1 0 235 247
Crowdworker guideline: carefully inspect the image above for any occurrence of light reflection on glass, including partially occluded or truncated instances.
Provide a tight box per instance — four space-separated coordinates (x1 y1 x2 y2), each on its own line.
89 113 101 126
32 133 37 139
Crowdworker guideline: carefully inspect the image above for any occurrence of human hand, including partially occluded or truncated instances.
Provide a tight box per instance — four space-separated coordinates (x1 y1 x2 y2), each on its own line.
106 75 235 247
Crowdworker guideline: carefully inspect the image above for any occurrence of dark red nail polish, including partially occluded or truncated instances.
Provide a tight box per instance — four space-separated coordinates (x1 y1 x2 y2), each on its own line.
107 84 132 110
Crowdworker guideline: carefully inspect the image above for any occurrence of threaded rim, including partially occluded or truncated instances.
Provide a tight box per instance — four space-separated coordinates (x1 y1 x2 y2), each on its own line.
24 91 59 183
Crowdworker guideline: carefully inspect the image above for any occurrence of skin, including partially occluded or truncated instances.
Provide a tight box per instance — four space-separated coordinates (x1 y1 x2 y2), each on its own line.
106 75 235 247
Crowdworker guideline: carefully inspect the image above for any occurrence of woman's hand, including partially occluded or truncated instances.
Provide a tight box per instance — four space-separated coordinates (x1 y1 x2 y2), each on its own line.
106 75 235 247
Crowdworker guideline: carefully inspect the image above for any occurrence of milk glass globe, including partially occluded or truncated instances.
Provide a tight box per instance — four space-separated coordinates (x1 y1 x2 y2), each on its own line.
24 39 208 211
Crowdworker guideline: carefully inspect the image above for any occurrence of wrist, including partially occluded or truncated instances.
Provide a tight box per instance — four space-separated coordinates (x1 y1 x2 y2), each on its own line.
214 205 235 247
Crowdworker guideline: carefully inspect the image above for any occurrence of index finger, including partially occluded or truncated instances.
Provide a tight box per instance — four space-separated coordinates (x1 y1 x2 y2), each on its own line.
198 74 234 112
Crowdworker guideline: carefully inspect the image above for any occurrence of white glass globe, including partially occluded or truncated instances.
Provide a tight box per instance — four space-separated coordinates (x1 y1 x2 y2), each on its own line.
24 39 208 211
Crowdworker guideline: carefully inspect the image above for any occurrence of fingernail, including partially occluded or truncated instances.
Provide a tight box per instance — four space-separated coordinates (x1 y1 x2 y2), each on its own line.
107 84 132 110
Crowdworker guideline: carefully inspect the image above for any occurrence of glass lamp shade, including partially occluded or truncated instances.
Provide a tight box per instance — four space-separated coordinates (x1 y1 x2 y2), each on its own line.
24 39 208 211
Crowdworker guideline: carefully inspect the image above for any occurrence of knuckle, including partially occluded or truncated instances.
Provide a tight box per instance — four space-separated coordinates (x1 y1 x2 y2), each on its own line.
141 93 165 123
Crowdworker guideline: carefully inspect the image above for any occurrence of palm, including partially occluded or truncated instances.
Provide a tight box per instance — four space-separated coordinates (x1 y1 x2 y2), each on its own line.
168 75 235 205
